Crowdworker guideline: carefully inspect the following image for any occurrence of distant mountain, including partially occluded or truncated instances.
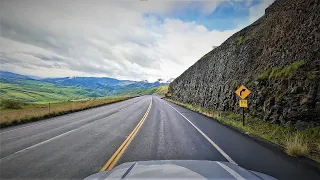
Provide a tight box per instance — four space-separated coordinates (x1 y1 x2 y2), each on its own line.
42 76 167 89
166 78 175 83
27 75 43 80
0 71 33 80
0 71 170 89
42 77 122 88
153 78 174 84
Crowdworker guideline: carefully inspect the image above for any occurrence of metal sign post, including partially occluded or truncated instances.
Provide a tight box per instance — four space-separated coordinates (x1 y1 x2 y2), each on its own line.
242 107 245 126
239 99 248 125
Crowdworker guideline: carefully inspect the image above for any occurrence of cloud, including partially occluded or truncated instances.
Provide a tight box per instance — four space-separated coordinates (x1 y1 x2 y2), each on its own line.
0 0 271 81
248 0 275 23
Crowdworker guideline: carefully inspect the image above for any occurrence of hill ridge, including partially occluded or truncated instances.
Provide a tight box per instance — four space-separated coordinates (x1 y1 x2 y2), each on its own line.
169 0 320 129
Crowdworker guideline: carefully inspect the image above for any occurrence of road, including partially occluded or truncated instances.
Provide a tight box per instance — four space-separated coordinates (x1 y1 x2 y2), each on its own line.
0 96 319 179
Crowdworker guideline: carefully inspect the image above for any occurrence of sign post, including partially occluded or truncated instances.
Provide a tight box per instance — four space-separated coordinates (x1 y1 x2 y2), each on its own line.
239 99 248 126
235 85 250 126
243 107 244 126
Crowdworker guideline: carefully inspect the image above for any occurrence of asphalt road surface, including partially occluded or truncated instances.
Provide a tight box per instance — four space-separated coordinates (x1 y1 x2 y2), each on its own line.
1 96 319 179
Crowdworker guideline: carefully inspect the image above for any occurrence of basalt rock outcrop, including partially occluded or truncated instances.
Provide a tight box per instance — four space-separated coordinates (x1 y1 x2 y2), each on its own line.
169 0 320 129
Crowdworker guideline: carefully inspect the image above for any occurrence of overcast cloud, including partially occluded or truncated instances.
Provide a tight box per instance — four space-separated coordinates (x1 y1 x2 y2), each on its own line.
0 0 274 81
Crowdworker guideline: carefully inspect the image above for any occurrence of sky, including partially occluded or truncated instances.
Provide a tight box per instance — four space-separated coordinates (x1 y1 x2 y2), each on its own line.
0 0 274 82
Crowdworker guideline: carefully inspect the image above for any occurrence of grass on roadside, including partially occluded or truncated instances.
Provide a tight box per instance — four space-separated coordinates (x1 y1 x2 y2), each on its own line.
286 134 309 156
165 98 320 163
0 96 131 128
154 86 168 95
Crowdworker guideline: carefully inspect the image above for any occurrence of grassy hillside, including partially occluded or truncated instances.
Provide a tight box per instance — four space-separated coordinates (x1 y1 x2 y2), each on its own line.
117 87 157 96
0 78 93 103
116 85 168 96
154 85 168 95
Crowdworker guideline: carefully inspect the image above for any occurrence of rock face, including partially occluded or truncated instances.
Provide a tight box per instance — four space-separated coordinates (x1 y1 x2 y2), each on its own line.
169 0 320 129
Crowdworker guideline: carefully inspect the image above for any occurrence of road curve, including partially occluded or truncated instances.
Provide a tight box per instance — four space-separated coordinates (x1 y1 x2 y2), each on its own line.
0 95 319 179
118 97 320 179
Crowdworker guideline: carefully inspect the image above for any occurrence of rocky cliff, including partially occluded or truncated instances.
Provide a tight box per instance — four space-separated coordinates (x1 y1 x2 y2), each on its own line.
169 0 320 129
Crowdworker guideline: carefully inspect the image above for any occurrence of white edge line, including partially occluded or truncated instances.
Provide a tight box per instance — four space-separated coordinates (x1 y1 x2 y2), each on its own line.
1 127 78 162
1 112 108 162
217 162 245 180
163 100 237 165
15 128 78 154
1 122 47 134
2 115 97 140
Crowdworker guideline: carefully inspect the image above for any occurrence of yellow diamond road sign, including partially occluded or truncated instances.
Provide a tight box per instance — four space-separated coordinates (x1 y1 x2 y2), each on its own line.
235 85 251 99
239 100 248 108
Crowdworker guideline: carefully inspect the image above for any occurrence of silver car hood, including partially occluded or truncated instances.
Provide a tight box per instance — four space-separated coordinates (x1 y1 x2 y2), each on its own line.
85 160 277 180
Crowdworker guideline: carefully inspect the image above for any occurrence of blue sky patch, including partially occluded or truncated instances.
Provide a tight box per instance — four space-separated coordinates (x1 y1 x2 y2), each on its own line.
144 0 262 31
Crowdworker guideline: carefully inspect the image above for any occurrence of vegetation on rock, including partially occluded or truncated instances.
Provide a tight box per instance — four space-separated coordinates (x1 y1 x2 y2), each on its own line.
236 36 245 45
258 61 305 80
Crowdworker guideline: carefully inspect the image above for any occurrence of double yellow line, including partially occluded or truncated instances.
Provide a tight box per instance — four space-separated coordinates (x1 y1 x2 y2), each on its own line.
100 99 152 171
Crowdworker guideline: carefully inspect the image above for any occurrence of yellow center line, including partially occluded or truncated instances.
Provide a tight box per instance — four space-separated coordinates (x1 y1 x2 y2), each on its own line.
100 98 152 171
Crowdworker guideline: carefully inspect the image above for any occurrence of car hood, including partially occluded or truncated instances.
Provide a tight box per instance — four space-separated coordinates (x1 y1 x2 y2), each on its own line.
85 160 277 179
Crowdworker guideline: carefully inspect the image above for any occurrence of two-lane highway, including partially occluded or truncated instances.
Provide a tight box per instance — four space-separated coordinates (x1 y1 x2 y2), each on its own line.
1 96 320 179
0 96 150 178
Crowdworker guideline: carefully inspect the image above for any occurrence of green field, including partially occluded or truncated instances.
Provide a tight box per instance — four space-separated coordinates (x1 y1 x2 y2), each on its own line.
118 85 168 96
154 85 168 95
0 77 95 103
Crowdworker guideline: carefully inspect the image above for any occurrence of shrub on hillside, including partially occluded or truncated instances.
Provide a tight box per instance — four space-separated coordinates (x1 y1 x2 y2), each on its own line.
0 99 25 109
